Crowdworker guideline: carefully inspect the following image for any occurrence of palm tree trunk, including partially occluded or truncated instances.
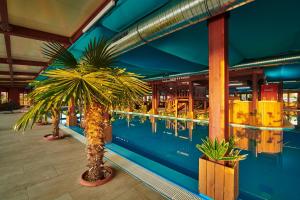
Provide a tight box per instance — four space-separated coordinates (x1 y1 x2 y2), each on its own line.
52 109 60 137
84 101 105 181
44 114 48 125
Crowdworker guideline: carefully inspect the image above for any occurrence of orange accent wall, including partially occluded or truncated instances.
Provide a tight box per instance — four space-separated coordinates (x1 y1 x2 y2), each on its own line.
261 84 278 101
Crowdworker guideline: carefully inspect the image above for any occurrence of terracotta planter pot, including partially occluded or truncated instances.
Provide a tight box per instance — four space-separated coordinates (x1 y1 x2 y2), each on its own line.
41 122 51 125
199 156 239 200
80 166 114 187
43 134 65 141
36 122 44 126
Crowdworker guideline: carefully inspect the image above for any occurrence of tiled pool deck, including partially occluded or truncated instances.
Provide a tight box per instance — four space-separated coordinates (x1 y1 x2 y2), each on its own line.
0 112 165 200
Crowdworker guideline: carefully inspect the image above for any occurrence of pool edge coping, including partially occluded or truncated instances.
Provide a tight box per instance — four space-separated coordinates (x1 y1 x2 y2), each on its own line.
113 110 295 131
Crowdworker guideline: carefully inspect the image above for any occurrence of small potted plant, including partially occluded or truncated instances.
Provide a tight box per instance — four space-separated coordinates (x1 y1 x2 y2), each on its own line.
196 137 247 200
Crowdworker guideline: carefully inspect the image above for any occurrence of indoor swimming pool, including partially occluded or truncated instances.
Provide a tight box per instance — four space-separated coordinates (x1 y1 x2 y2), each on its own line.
68 113 300 199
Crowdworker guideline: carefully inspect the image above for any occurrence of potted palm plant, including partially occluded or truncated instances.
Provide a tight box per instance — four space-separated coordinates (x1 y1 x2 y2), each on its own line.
15 92 65 141
196 137 247 200
15 38 149 187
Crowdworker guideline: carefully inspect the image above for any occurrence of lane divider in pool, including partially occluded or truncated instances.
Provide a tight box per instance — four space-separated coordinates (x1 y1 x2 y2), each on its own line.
59 124 207 200
113 110 294 131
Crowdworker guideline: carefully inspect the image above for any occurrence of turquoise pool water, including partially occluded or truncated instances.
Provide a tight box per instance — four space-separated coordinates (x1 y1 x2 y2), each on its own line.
69 114 300 199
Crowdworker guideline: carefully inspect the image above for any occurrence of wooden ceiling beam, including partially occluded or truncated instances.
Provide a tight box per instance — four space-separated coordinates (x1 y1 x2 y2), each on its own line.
0 0 8 22
3 34 13 83
0 0 13 86
0 24 71 44
0 84 28 88
0 58 47 66
0 78 32 81
0 71 38 76
1 0 113 83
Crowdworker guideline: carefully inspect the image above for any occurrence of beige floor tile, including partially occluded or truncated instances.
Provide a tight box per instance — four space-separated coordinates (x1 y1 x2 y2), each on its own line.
0 112 163 200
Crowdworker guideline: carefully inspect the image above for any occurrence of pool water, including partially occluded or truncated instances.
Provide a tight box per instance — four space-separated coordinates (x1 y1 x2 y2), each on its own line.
68 113 300 199
111 114 300 200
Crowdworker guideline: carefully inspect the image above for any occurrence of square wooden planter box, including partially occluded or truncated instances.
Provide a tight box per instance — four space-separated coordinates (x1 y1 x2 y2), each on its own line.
199 156 239 200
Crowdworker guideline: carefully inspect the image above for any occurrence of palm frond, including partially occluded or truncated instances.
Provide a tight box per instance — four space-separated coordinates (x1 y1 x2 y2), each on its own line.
14 98 63 131
31 66 120 109
42 42 78 68
17 37 150 132
82 38 117 69
102 67 150 107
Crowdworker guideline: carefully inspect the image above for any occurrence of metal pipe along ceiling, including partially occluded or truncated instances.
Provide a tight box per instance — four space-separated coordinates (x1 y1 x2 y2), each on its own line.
232 53 300 69
110 0 254 55
144 52 300 81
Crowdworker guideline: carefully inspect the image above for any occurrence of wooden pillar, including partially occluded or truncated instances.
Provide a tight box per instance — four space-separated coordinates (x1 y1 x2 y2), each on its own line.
297 92 300 109
175 99 178 118
251 74 258 126
66 97 77 126
204 100 207 112
297 93 300 127
208 14 229 141
252 73 258 113
278 81 283 102
152 84 158 114
8 87 20 105
287 92 290 107
188 81 194 118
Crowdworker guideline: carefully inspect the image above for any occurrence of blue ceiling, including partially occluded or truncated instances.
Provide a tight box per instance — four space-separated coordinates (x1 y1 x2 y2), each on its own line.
47 0 300 83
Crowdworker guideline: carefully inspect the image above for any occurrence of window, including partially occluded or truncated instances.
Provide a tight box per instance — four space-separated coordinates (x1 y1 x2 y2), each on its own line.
0 92 8 104
19 93 29 106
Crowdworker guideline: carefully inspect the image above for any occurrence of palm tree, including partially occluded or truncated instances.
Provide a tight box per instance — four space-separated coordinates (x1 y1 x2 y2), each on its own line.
15 38 150 183
15 85 64 140
16 81 64 140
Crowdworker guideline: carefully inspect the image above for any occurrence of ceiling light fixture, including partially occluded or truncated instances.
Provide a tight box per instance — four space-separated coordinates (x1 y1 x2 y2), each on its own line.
236 86 250 90
229 82 244 86
82 0 115 33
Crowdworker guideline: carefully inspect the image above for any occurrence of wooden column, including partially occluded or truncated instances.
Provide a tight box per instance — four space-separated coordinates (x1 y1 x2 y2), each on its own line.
278 81 283 102
208 14 229 141
287 92 290 107
297 93 300 127
66 97 77 126
252 73 258 113
188 81 194 118
251 74 258 126
8 87 20 105
152 84 158 114
297 92 300 109
175 99 178 118
204 100 207 112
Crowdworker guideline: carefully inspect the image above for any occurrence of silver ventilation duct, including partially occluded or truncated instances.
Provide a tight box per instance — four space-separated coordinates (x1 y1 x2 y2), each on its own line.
232 53 300 69
144 52 300 81
110 0 254 55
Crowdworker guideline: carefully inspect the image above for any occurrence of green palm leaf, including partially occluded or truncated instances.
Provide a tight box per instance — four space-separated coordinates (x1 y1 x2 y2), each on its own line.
82 38 117 69
42 42 78 68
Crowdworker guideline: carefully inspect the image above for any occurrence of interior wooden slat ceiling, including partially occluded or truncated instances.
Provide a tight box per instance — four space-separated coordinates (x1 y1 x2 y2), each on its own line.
0 0 109 87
